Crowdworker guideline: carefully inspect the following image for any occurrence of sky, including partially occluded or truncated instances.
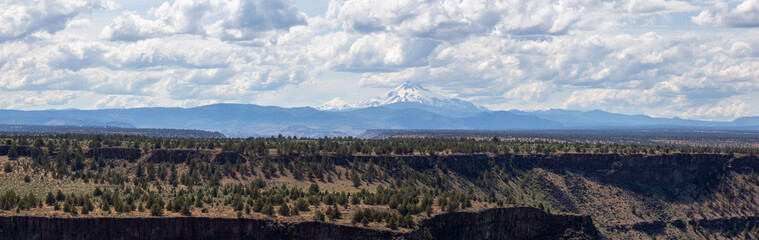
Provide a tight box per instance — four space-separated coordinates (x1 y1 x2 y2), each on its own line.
0 0 758 121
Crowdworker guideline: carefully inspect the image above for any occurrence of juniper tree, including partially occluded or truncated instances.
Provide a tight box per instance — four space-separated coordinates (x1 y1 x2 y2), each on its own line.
7 144 18 159
278 203 290 217
150 202 163 216
3 163 12 173
313 210 325 221
45 192 55 206
295 198 310 211
262 203 274 216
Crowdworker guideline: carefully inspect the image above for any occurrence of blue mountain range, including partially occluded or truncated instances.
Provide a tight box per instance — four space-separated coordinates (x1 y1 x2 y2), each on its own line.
0 82 756 137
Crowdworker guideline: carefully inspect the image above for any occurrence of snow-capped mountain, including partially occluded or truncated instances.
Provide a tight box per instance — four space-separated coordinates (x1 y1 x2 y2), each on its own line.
318 97 352 111
318 82 487 117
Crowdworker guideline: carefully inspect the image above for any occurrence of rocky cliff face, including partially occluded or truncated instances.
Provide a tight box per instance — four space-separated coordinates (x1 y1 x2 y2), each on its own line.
505 153 751 186
146 149 209 163
329 153 755 187
611 216 759 237
291 153 756 192
0 216 403 240
212 151 247 164
84 148 142 160
0 207 599 240
13 146 746 189
412 207 600 240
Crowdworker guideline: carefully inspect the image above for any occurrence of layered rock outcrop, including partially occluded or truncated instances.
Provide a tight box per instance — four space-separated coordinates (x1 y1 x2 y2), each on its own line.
612 216 759 236
85 148 142 160
412 207 600 240
212 151 247 164
320 153 758 186
0 207 599 240
146 149 208 163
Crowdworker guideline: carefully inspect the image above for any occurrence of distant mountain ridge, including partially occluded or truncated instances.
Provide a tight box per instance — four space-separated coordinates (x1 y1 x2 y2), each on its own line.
0 81 756 137
508 109 733 128
734 116 759 126
0 104 563 137
0 124 224 138
0 103 756 138
319 82 486 117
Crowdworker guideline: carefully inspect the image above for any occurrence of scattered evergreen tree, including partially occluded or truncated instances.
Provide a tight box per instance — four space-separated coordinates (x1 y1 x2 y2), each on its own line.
7 144 18 159
351 171 361 188
150 202 164 216
262 203 274 216
313 210 325 221
326 205 341 220
81 199 94 214
45 192 55 206
181 202 192 216
55 190 66 201
278 203 290 217
387 216 398 229
294 198 310 212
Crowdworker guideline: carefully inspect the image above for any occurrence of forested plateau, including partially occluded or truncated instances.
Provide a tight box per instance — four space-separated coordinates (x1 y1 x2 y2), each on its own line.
1 134 758 239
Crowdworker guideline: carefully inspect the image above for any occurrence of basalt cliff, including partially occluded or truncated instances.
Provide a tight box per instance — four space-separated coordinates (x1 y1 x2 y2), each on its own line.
0 207 599 240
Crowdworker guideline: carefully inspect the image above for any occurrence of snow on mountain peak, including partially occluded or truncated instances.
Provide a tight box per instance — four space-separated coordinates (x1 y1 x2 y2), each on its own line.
318 81 487 115
378 81 446 105
317 97 351 111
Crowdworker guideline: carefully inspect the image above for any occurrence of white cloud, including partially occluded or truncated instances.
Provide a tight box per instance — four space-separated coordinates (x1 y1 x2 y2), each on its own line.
328 0 695 38
504 81 557 101
563 88 660 112
216 0 308 41
328 33 440 72
625 0 695 14
330 0 580 37
100 0 307 41
0 32 314 103
0 0 114 42
680 97 751 121
693 0 759 27
0 90 77 109
93 94 219 109
100 11 171 41
65 18 92 29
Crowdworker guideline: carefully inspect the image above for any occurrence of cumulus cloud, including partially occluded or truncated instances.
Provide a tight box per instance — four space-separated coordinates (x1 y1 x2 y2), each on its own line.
680 97 752 120
216 0 308 40
625 0 695 14
100 11 172 41
330 0 578 37
563 89 661 112
0 90 77 109
0 0 114 42
0 32 314 103
1 0 758 121
315 0 698 76
330 33 440 72
328 0 694 38
101 0 306 41
65 18 92 29
504 81 557 101
357 31 688 90
693 0 759 27
93 94 219 109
